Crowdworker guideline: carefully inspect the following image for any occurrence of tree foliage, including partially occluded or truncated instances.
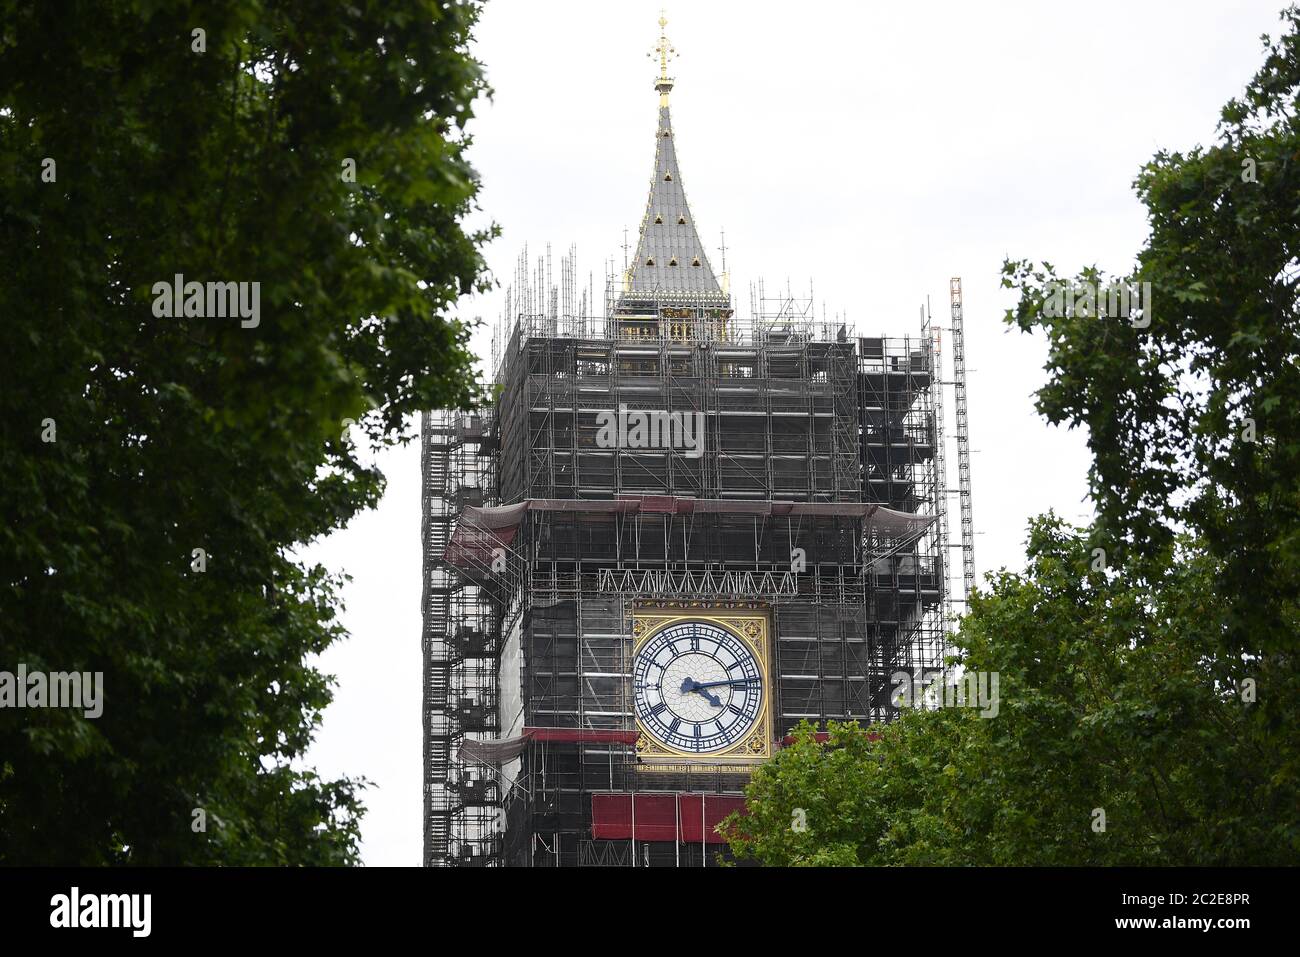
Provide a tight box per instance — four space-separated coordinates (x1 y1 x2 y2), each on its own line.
727 519 1296 865
725 6 1300 866
0 0 492 863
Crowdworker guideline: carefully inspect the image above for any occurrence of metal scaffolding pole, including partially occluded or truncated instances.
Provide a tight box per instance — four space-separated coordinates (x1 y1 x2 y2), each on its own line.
924 301 954 633
949 278 976 599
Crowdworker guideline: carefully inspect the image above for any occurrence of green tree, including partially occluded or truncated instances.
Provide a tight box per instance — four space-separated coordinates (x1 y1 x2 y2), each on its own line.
729 517 1298 866
0 0 492 863
725 6 1300 866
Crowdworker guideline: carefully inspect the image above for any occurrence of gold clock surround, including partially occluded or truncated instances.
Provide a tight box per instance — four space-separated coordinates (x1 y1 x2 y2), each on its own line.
631 605 773 770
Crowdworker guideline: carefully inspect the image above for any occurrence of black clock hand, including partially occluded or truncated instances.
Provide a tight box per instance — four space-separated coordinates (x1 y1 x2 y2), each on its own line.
692 678 754 690
678 678 723 707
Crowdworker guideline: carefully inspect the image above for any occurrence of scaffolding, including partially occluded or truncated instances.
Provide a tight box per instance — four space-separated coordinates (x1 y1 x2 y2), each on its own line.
420 12 978 863
421 409 514 867
949 278 976 598
924 300 955 633
421 252 949 866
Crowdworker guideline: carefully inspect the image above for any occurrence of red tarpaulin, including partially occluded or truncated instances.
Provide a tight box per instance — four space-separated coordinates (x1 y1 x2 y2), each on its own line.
591 793 747 844
442 497 934 569
678 794 747 843
635 495 678 514
459 727 641 764
523 727 640 744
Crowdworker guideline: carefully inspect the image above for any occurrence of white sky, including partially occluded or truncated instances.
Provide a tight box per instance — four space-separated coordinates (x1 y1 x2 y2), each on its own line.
300 0 1288 866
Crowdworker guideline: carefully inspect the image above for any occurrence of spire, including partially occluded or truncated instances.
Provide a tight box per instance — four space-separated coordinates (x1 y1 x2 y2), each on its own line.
620 13 727 307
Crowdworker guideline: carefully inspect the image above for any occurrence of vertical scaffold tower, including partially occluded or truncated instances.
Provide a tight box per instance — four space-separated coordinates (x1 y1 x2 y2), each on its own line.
923 300 953 633
949 278 975 598
421 409 506 867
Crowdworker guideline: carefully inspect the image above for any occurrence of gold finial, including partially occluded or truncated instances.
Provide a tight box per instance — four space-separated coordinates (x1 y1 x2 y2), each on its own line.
649 9 676 95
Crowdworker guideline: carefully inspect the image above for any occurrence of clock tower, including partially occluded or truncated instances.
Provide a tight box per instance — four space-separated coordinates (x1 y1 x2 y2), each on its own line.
421 15 949 867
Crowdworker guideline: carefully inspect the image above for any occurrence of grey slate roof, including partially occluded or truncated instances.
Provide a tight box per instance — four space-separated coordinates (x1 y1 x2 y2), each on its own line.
622 97 727 305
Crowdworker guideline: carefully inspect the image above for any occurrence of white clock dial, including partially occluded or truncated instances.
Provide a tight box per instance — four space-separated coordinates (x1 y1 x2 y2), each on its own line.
633 620 764 754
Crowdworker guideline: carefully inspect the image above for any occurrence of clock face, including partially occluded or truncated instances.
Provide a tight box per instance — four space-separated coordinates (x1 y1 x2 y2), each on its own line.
633 620 764 755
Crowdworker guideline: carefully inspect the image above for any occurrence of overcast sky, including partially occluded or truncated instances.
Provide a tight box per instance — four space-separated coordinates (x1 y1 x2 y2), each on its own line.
299 0 1289 866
